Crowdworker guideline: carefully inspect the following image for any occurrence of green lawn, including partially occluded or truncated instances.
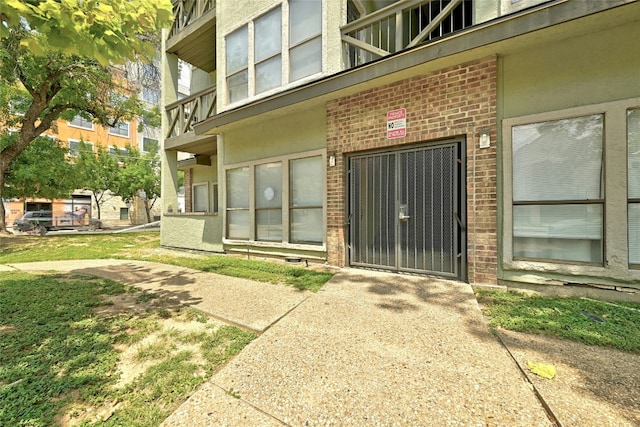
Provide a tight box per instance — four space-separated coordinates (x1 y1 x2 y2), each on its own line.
0 232 332 425
476 288 640 354
2 231 639 427
0 271 256 427
0 232 333 292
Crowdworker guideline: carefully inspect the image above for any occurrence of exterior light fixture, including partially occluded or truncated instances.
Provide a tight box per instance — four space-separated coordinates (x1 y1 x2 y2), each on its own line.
328 152 336 167
479 130 491 149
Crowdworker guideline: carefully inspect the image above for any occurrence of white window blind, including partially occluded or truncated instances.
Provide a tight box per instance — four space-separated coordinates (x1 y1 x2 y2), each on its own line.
512 115 604 263
226 26 248 103
255 8 282 94
255 162 283 241
628 108 640 264
291 156 323 243
289 0 322 82
226 167 250 239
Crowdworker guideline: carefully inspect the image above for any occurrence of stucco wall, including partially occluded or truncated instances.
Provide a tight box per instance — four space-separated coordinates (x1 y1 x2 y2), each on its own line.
223 107 326 165
499 19 640 290
501 20 640 119
216 0 344 112
161 214 223 252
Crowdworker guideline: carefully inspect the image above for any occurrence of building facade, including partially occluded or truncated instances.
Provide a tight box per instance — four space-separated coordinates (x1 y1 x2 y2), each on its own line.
161 0 640 297
6 63 163 229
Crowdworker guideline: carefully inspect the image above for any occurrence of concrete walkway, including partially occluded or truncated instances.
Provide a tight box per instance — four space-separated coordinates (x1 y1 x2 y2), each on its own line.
3 260 638 426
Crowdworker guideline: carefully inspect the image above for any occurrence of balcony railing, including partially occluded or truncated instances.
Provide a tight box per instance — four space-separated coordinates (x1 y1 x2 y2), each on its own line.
341 0 473 68
169 0 215 39
166 87 217 139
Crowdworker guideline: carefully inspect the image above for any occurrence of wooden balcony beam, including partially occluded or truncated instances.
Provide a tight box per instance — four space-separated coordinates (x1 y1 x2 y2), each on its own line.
341 34 391 57
407 0 463 48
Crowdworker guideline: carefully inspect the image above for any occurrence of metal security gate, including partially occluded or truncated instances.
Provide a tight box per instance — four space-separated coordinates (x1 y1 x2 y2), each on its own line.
348 140 466 279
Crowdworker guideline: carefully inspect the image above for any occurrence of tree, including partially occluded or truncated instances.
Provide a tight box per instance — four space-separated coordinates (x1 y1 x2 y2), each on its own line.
2 133 76 200
114 146 161 224
0 1 173 66
0 0 173 233
72 142 121 220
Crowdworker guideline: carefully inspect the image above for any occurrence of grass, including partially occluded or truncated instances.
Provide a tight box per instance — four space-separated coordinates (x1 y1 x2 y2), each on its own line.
476 289 640 354
0 231 330 424
0 232 334 292
0 271 256 427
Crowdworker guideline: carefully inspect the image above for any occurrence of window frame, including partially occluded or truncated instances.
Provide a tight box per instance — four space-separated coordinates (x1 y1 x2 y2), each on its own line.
627 107 640 268
503 98 640 278
223 0 323 106
288 0 323 82
68 115 94 130
225 24 249 104
192 181 210 213
142 137 159 153
108 121 130 138
68 139 94 157
254 6 283 95
223 149 326 248
511 114 605 265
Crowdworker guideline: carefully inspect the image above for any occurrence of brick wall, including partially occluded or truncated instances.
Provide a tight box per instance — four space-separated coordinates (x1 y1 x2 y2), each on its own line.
184 168 193 213
326 57 497 285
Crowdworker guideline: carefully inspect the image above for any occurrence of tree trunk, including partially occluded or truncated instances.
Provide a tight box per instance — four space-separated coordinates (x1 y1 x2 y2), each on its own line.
0 170 9 234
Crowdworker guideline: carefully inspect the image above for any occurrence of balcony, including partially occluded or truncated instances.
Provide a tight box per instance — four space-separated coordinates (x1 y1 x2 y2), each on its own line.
342 0 473 68
165 86 217 155
166 0 216 72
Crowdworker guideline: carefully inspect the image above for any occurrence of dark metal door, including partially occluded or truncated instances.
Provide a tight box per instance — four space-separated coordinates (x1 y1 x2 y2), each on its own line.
349 140 465 279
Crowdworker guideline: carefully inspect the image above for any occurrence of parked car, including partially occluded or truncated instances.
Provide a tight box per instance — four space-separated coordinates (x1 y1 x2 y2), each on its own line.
13 210 102 235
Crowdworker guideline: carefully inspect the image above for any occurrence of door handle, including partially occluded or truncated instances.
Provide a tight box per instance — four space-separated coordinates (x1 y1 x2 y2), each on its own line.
399 204 410 221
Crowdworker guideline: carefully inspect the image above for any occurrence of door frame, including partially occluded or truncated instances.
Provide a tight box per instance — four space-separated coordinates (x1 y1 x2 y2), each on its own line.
346 138 467 281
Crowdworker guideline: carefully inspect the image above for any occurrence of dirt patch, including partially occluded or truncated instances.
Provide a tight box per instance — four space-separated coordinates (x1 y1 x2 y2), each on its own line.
54 289 226 427
498 329 640 427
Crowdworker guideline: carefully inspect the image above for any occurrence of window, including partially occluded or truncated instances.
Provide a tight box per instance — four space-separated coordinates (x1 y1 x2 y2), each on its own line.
212 183 219 214
142 137 159 153
224 0 322 104
109 146 127 157
68 115 94 130
290 156 323 243
511 115 604 263
628 108 640 266
120 208 129 221
255 8 282 94
225 154 324 245
192 182 209 212
142 86 160 105
289 0 322 82
226 25 249 103
68 139 94 157
256 162 283 241
226 167 250 239
109 121 130 137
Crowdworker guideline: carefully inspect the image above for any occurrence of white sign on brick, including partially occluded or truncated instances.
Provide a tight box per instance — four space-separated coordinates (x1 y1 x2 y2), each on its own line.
387 108 406 139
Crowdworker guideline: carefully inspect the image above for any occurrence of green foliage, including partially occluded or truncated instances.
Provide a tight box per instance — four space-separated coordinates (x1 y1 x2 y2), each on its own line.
0 233 335 292
112 145 161 222
0 0 173 66
0 232 160 263
0 273 127 426
0 271 256 427
0 0 171 232
73 142 121 219
476 289 640 353
2 133 77 199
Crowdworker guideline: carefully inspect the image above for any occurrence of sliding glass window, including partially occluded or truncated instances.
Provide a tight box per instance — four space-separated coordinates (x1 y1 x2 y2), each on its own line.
512 114 604 263
628 108 640 266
